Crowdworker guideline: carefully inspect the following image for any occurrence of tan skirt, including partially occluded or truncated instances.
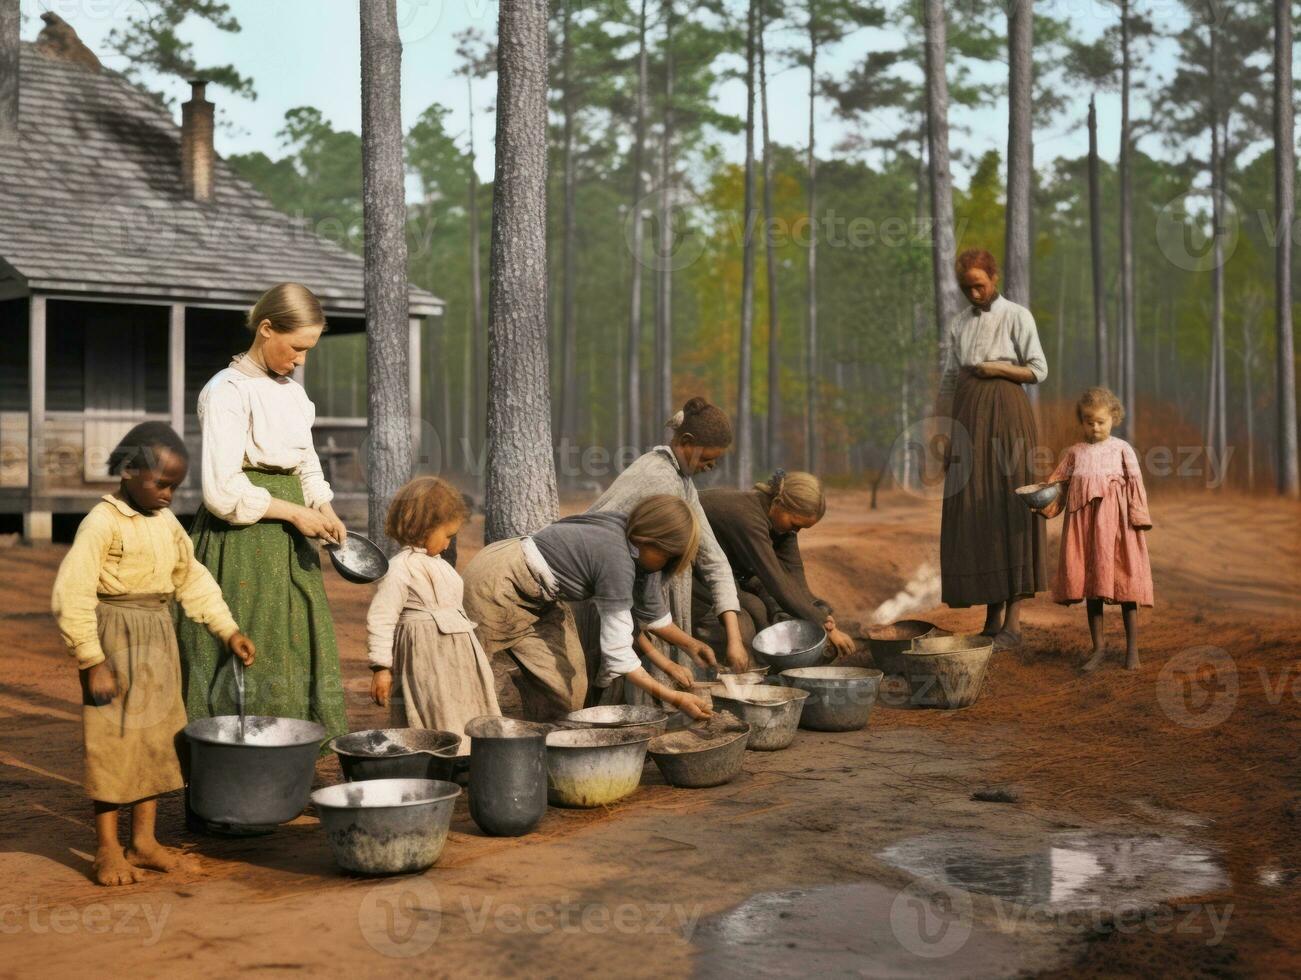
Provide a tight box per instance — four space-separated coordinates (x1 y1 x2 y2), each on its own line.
462 538 587 722
81 593 188 804
390 611 501 755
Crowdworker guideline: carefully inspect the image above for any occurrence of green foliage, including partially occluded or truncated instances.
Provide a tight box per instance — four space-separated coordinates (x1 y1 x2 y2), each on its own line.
105 0 255 105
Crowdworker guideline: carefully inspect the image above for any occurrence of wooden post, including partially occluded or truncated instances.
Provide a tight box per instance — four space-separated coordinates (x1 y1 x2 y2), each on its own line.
169 303 185 436
25 295 50 542
409 315 422 446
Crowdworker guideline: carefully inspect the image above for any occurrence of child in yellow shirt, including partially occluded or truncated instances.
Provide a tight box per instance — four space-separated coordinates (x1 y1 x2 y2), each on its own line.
52 422 254 886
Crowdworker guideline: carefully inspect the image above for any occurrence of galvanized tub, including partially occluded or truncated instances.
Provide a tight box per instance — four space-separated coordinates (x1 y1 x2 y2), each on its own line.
647 713 751 788
708 684 809 751
311 778 460 875
778 666 884 731
466 717 550 837
545 728 651 807
185 716 325 827
865 620 942 676
750 619 830 671
327 728 461 783
560 705 669 737
901 634 995 709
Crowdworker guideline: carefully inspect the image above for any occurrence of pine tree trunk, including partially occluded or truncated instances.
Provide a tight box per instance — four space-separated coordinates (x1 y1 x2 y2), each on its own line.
627 0 649 454
1119 0 1136 436
485 0 559 541
923 0 961 346
656 0 676 430
467 75 484 476
737 0 757 487
1087 95 1110 388
360 0 412 552
559 0 579 457
1274 0 1299 496
1209 21 1227 472
1004 0 1033 306
804 22 819 472
760 2 780 469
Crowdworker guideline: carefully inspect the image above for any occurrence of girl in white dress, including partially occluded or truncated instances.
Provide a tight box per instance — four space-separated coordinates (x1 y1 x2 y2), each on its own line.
368 478 500 751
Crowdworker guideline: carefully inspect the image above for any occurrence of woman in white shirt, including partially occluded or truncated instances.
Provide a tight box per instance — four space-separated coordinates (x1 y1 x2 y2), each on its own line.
176 283 349 745
936 249 1048 649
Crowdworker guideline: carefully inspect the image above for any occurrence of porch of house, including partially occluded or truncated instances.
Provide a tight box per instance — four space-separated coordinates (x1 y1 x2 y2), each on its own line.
0 294 425 541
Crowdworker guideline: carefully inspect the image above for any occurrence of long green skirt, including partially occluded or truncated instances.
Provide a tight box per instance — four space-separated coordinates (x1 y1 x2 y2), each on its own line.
177 471 349 742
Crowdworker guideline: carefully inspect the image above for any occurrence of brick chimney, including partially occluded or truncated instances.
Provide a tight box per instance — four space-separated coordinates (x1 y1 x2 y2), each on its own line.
181 80 214 203
0 0 18 144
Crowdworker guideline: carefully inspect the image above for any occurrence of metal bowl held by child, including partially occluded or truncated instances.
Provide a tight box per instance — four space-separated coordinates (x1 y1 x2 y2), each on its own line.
901 634 995 709
544 727 652 808
778 666 884 732
648 713 751 788
708 684 810 751
1015 481 1064 511
325 532 389 584
185 716 326 827
560 705 669 737
865 620 942 676
312 777 460 875
328 728 461 783
750 620 829 671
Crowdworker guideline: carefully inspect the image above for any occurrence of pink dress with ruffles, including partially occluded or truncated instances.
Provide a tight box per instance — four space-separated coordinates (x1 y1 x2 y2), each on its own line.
1048 437 1154 606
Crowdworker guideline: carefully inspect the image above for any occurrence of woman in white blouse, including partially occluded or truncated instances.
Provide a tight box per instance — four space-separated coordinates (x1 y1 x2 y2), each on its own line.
936 249 1048 649
176 283 349 745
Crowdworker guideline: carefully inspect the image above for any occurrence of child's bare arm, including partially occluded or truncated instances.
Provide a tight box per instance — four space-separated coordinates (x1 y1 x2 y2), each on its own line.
637 633 693 690
622 667 712 720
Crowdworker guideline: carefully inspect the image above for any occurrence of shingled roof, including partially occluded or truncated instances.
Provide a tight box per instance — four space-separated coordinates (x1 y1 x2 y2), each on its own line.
0 43 442 316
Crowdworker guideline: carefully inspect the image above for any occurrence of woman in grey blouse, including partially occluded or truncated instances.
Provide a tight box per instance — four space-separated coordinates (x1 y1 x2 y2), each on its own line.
936 248 1047 648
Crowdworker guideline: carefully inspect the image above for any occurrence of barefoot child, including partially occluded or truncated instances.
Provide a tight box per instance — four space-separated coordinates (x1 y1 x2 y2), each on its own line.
52 423 255 885
1041 388 1154 670
463 495 714 722
368 478 499 750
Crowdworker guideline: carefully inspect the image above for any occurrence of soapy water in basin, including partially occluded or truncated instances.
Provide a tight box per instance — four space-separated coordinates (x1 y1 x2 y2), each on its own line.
205 716 322 747
879 830 1227 912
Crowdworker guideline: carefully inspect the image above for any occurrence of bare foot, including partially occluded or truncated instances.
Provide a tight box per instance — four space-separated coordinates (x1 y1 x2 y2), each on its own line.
94 845 146 886
1125 652 1140 670
126 841 201 874
1081 649 1106 673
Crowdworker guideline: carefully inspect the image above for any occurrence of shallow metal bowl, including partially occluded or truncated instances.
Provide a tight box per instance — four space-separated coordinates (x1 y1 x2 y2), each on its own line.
708 684 810 751
1015 482 1063 510
328 728 461 782
751 620 829 670
325 532 389 584
312 778 460 875
648 714 752 788
560 705 669 734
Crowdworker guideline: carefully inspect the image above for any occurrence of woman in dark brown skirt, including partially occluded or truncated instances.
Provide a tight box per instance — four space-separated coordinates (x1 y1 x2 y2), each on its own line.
937 249 1047 648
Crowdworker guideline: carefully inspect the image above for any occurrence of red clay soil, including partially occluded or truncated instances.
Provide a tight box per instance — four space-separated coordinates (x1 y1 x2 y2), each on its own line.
0 487 1297 976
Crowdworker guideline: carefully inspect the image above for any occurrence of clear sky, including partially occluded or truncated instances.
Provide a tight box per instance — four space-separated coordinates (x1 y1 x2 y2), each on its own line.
19 0 1224 194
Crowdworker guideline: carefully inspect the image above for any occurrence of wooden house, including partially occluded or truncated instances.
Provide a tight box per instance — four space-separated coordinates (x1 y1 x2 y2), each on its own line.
0 15 442 540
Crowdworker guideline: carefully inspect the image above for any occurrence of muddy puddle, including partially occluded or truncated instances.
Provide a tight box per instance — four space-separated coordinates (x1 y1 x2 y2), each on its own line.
878 830 1227 912
691 880 1046 978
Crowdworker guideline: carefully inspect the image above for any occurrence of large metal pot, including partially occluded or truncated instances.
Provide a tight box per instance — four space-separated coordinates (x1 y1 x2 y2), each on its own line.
750 620 829 671
327 728 461 783
866 620 943 677
708 684 809 751
900 634 995 709
465 716 550 837
778 666 883 731
545 728 652 808
648 714 751 788
185 715 325 826
560 705 669 736
312 778 461 875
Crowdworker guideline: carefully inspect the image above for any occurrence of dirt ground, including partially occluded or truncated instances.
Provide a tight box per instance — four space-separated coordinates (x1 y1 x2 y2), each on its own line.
1 487 1297 978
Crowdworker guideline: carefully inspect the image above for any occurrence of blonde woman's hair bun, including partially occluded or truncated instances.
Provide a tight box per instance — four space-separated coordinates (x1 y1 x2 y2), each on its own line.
755 469 826 521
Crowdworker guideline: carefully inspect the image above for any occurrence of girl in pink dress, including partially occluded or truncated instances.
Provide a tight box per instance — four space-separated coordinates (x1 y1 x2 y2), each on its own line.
1043 388 1153 671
